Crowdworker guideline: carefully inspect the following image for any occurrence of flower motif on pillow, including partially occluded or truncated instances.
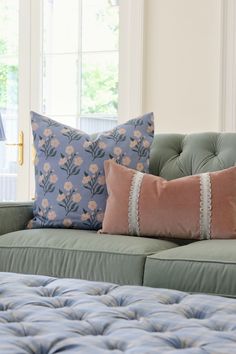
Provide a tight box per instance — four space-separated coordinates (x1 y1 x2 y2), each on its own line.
28 111 154 230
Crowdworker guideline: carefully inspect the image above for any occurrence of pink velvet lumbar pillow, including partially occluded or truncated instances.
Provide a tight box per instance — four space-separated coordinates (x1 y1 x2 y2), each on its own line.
101 160 236 240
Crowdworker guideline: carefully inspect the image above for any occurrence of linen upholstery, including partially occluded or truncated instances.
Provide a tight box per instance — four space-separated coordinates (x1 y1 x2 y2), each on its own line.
0 229 177 284
0 202 33 236
0 272 236 353
144 239 236 297
150 132 236 179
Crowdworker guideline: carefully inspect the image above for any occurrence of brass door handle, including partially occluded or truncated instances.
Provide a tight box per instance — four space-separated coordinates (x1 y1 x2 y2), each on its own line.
6 131 24 166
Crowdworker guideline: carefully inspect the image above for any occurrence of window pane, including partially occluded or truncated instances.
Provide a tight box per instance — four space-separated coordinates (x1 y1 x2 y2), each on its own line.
43 0 79 54
48 115 77 128
0 60 18 199
42 0 119 134
81 52 118 115
80 116 117 134
42 54 78 116
0 1 19 55
0 0 19 201
0 57 18 108
82 0 119 52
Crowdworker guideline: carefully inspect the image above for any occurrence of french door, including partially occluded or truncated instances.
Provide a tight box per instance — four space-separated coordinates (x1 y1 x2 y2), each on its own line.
0 0 31 201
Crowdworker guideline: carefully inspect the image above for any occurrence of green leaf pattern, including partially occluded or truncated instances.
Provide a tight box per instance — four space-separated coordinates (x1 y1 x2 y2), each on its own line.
57 182 81 216
61 127 84 143
81 201 104 230
33 198 57 227
38 128 60 159
82 164 106 197
38 163 58 195
104 127 126 143
83 139 106 160
59 146 83 179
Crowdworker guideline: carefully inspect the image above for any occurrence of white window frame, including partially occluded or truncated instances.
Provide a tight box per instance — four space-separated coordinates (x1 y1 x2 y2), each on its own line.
17 0 32 200
118 0 144 122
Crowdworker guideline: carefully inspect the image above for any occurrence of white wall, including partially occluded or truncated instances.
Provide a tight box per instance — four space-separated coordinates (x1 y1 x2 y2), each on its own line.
143 0 222 133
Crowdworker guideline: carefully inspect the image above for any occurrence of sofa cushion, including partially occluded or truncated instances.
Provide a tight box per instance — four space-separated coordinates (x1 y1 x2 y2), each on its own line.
0 229 177 285
30 111 154 230
144 239 236 297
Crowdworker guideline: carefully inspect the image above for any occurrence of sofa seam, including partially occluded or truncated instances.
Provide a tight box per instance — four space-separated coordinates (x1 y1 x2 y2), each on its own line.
142 257 148 285
0 205 33 209
0 246 158 257
147 257 236 266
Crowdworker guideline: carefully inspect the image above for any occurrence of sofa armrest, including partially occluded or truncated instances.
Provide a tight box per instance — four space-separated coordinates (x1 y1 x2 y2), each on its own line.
0 202 33 236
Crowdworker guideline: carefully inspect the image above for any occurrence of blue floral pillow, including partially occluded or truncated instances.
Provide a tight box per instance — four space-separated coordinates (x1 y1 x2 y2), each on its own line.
28 111 154 230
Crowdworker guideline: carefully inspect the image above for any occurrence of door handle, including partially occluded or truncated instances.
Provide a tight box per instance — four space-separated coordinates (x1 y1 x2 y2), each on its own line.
6 131 24 166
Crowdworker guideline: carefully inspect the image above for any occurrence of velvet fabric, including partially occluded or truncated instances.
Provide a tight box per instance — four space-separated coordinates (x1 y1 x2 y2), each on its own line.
102 161 236 240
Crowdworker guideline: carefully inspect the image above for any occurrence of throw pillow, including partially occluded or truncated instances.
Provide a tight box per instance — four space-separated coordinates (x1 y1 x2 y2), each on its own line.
28 111 154 230
101 160 236 239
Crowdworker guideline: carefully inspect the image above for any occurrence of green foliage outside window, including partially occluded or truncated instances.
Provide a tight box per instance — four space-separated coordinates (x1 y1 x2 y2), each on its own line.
81 2 119 115
0 59 18 108
82 62 118 115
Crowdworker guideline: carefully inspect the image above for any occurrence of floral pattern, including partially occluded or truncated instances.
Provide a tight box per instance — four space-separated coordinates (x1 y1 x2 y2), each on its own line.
38 163 58 195
29 111 154 230
59 146 83 179
33 198 57 227
80 201 104 230
57 182 81 216
82 164 106 197
129 135 150 160
83 139 106 160
125 117 144 128
104 127 126 143
38 129 59 159
61 127 84 143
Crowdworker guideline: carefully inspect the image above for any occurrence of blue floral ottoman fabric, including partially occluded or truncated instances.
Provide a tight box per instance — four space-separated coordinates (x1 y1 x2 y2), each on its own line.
29 111 154 230
0 272 236 353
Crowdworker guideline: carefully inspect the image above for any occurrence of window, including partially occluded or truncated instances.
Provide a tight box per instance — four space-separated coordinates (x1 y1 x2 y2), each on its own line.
41 0 119 133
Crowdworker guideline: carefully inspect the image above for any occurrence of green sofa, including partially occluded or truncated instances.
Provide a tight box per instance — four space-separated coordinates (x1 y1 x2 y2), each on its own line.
1 132 236 297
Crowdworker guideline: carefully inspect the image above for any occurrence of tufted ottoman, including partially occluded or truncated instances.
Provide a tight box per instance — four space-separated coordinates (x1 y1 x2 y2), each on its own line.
0 272 235 353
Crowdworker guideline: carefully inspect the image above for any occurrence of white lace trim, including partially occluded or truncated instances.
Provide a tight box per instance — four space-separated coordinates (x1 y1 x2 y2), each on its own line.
128 171 144 236
199 173 212 239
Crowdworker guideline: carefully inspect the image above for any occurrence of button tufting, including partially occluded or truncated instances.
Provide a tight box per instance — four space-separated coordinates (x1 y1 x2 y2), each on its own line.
127 311 139 321
183 308 207 320
87 288 112 296
39 288 60 298
63 310 86 321
159 296 183 305
166 337 194 350
149 324 169 333
0 304 11 311
2 273 236 352
206 323 230 332
106 340 125 351
10 327 38 337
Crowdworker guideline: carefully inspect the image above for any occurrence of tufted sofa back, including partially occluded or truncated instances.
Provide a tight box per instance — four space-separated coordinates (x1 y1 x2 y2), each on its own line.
149 132 236 180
